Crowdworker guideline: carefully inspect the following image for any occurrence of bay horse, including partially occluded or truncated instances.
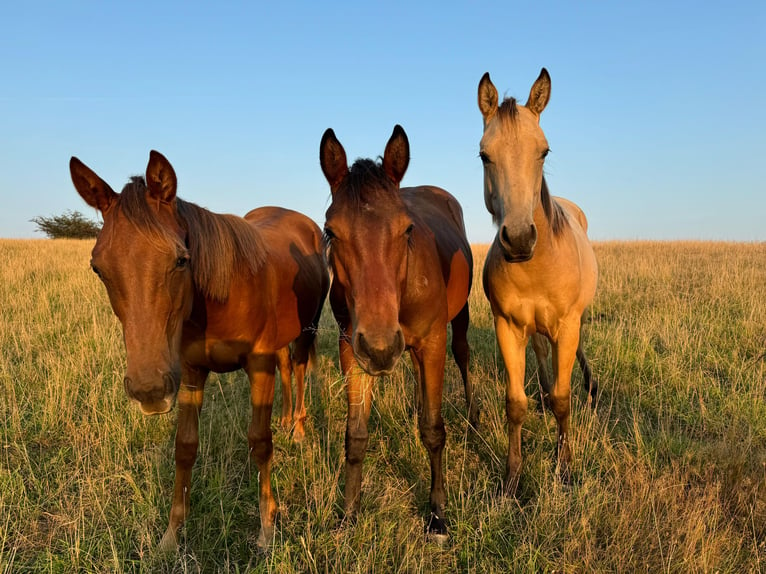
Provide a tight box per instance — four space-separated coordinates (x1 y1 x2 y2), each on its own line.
319 125 474 541
477 69 598 490
69 151 329 551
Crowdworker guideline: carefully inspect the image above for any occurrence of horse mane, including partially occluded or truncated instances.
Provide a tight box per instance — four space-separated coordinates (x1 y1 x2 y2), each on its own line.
117 177 266 302
336 158 399 206
497 97 567 238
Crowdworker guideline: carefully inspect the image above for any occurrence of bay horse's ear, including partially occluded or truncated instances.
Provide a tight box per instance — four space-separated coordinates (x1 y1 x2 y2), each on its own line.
478 72 498 121
526 68 551 117
70 157 118 213
320 128 349 194
382 125 409 186
145 150 178 203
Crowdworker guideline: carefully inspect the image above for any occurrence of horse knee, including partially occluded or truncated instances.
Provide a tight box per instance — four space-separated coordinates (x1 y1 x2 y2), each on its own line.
549 394 570 421
506 396 528 425
345 428 369 465
419 419 446 454
248 430 273 466
174 436 199 467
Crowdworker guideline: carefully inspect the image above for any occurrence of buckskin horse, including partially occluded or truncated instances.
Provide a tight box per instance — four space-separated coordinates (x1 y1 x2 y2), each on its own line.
477 69 598 490
69 150 329 550
319 125 474 541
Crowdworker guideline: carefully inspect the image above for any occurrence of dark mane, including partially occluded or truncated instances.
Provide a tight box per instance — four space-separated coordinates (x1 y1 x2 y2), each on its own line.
541 177 567 237
117 176 266 302
335 158 399 206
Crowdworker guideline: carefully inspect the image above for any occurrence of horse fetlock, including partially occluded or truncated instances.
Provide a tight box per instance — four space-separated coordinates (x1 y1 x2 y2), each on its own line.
425 510 449 543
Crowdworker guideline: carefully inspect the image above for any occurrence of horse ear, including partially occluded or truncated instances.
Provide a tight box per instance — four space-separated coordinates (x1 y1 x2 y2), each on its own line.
526 68 551 116
70 157 117 213
320 128 349 194
145 150 177 203
478 72 498 121
382 125 409 185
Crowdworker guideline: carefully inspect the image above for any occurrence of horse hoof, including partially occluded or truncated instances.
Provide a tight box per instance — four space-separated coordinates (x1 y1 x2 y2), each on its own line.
157 530 179 555
256 527 274 553
425 512 449 544
292 423 306 443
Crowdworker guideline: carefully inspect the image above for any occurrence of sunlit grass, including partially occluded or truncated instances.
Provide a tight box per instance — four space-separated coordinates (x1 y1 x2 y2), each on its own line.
1 239 764 572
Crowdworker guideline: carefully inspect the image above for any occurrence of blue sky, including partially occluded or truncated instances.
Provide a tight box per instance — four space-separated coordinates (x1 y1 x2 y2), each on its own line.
1 1 764 243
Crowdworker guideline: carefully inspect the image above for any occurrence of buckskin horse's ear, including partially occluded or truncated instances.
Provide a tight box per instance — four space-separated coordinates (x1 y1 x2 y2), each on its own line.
70 157 118 213
145 150 178 203
320 128 348 195
526 68 551 117
382 125 409 186
478 72 498 121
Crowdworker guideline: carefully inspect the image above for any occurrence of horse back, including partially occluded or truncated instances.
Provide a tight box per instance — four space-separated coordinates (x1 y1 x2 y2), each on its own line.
401 186 473 321
244 207 329 345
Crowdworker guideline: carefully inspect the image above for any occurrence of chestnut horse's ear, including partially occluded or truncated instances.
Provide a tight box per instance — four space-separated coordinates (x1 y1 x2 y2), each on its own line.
70 157 118 213
320 128 349 195
145 150 178 203
526 68 551 117
382 125 409 186
478 72 498 121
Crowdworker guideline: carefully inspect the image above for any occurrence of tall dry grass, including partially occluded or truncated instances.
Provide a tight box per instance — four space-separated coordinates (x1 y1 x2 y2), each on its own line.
0 238 764 572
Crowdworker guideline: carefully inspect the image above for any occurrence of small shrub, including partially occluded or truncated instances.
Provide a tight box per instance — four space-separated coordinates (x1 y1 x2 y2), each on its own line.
31 210 101 239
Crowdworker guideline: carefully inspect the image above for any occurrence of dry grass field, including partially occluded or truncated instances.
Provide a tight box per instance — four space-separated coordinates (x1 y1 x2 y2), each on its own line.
1 239 764 572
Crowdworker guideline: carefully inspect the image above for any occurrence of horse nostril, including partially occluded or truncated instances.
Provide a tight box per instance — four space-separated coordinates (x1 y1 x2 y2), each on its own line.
123 377 133 399
500 225 512 246
529 224 537 244
163 373 176 396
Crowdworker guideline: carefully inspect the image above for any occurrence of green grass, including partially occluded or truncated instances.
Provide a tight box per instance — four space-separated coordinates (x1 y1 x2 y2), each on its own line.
1 239 764 572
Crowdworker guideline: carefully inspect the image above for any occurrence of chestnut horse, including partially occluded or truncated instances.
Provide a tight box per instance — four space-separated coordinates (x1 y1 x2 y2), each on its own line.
477 69 598 489
319 125 474 541
69 151 329 551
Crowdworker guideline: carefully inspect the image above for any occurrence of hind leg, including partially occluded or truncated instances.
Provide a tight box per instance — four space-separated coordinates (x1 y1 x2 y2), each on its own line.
276 346 293 431
451 302 478 428
530 333 551 412
291 328 317 443
578 310 597 407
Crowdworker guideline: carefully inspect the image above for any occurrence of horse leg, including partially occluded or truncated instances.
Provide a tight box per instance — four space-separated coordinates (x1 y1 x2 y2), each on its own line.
159 366 208 553
530 333 552 412
412 331 449 542
291 327 318 443
409 348 422 419
451 302 478 428
340 332 374 518
276 346 293 432
550 323 580 484
245 354 278 551
495 317 528 495
578 311 597 407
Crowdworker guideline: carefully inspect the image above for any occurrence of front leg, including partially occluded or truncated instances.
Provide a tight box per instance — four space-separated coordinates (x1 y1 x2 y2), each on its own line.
159 366 208 553
339 329 374 518
549 320 580 484
246 353 278 551
411 329 448 542
494 316 529 494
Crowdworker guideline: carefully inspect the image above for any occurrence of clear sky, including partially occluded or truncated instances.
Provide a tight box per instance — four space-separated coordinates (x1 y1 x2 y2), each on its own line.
1 1 764 243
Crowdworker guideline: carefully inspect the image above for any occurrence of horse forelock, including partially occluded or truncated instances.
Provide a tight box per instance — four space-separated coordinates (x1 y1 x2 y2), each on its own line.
497 97 519 126
116 177 265 303
334 158 402 208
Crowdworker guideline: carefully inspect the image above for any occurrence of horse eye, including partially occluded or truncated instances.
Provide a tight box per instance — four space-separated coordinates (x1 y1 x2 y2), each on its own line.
405 224 414 237
323 228 336 242
541 148 550 159
479 151 490 164
91 264 102 277
176 256 189 269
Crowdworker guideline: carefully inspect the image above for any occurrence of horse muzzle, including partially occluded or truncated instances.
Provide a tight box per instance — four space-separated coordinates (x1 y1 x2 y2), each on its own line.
352 328 405 376
498 223 537 262
123 372 179 415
